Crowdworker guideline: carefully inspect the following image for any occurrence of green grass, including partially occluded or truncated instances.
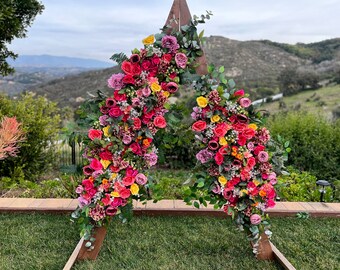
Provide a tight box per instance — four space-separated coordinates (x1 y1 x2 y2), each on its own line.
259 84 340 117
0 214 339 270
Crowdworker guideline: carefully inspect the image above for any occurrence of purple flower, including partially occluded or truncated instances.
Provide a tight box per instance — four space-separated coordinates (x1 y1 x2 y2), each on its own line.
78 196 89 208
212 184 221 194
107 73 125 90
144 152 158 167
196 148 214 164
135 173 148 185
161 35 179 53
175 53 188 68
75 185 83 194
258 151 269 163
99 115 109 126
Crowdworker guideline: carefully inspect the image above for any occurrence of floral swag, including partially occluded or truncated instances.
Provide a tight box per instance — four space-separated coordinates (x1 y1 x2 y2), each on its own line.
72 14 285 254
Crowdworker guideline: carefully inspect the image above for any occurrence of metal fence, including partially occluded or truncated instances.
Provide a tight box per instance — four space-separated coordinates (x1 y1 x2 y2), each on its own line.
56 139 85 168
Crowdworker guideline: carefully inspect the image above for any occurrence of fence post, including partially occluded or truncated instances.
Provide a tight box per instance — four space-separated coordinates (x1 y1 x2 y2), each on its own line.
71 140 76 165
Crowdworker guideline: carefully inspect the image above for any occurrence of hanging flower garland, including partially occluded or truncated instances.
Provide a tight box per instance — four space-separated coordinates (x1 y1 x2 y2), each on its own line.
72 14 285 253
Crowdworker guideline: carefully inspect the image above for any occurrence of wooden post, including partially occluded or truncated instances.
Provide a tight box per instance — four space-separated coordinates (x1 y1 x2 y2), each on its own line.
77 226 108 260
164 0 208 75
256 233 275 260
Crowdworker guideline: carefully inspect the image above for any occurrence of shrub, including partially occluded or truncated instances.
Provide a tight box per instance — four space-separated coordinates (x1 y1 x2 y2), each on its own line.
268 111 340 181
0 93 61 183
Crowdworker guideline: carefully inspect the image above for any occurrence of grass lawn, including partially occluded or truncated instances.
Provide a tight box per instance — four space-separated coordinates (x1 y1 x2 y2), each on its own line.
0 214 339 270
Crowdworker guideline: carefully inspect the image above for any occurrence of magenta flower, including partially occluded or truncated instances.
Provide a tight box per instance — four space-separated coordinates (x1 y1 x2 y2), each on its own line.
175 53 188 68
144 152 158 167
161 35 179 53
107 73 125 90
239 98 252 108
196 148 214 164
135 173 148 185
258 151 269 163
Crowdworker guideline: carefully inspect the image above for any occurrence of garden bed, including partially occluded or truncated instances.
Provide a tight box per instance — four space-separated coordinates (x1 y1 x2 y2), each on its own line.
0 213 338 269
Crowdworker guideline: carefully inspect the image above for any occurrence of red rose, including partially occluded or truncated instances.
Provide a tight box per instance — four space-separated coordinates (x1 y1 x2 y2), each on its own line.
82 179 94 191
122 74 135 85
243 128 255 139
237 134 247 146
130 142 142 156
153 115 167 128
100 150 113 160
162 53 172 63
192 120 207 132
90 158 103 171
254 145 265 155
119 188 131 199
111 197 122 208
131 64 141 76
114 90 127 101
151 56 161 66
213 122 230 138
141 60 151 70
88 129 103 140
122 176 135 186
109 106 123 118
121 60 133 75
214 152 224 165
232 123 247 132
133 118 142 130
169 72 177 79
234 89 245 97
247 157 256 168
102 194 111 206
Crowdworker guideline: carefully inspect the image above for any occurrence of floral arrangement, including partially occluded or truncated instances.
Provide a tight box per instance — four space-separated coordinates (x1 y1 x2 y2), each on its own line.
73 13 284 253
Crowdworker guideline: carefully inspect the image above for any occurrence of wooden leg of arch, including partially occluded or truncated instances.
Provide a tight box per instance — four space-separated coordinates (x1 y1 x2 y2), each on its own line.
255 233 275 260
77 226 107 260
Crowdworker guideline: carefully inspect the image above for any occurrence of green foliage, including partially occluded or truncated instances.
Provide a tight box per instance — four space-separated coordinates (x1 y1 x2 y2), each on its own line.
0 0 44 76
0 93 61 183
268 112 340 181
154 100 197 168
110 52 128 65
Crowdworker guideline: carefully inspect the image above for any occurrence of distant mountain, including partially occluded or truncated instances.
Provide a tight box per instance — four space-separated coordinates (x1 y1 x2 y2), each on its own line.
8 55 113 69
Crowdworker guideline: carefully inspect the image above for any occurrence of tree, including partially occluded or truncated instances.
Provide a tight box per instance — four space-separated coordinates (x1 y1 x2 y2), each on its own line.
0 0 44 76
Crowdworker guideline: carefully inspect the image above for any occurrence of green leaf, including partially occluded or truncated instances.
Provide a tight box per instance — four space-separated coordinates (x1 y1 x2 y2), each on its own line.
197 182 204 188
228 79 236 89
199 30 205 39
284 141 290 148
286 147 291 153
219 66 225 73
193 202 200 209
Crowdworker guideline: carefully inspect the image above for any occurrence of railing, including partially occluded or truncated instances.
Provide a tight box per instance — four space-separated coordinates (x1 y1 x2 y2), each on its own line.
56 139 85 168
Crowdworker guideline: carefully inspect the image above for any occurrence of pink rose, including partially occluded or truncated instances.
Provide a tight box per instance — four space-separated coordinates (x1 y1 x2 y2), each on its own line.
122 176 135 186
82 179 94 191
239 98 252 108
247 157 256 168
133 118 142 130
120 188 131 199
88 129 103 140
258 151 269 163
142 87 151 97
175 53 188 68
214 152 224 165
268 172 277 185
107 73 125 90
213 122 230 138
111 197 122 208
153 115 167 128
90 158 103 171
250 214 262 225
122 135 132 145
166 82 178 93
192 120 207 132
162 53 172 63
135 173 147 185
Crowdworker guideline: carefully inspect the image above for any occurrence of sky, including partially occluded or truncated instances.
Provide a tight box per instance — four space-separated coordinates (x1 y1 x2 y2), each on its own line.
9 0 340 63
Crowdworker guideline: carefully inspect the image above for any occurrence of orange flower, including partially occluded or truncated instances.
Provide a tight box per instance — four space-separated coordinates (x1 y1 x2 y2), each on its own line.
259 190 266 197
102 179 109 185
236 153 243 160
143 138 151 147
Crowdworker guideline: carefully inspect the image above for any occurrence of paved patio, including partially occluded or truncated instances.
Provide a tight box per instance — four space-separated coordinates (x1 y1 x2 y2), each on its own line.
0 198 339 217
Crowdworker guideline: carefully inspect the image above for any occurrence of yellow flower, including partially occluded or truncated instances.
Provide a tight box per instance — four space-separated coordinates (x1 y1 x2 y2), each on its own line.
196 96 208 108
130 183 139 195
163 91 170 98
218 176 227 185
142 35 155 45
219 137 228 146
151 82 162 92
240 189 248 196
103 126 110 137
110 173 117 180
211 115 220 123
111 191 120 197
248 123 258 130
253 180 260 186
100 159 111 169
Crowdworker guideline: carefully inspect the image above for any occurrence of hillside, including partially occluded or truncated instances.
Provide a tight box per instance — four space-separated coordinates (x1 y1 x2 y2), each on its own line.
5 36 340 108
257 84 340 119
